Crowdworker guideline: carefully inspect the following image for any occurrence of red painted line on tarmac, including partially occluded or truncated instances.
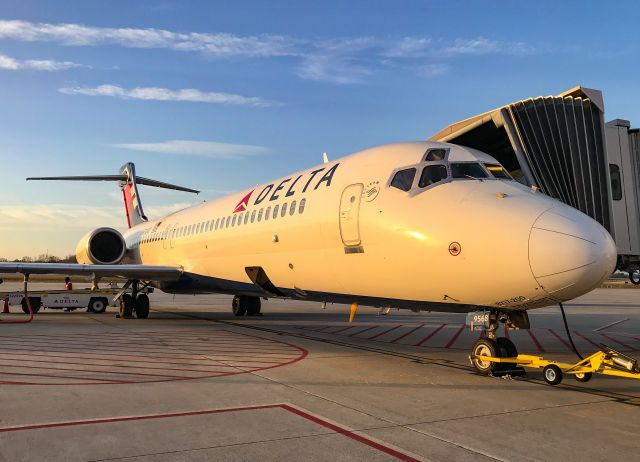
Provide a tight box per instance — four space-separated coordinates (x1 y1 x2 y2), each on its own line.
0 363 193 379
389 324 425 344
348 325 380 337
527 330 545 353
571 331 601 349
367 325 402 340
548 329 573 352
0 338 294 355
0 370 124 383
0 357 248 375
329 325 358 335
598 333 634 351
0 404 419 461
0 341 295 356
415 324 446 347
280 404 420 462
444 324 466 349
0 346 298 362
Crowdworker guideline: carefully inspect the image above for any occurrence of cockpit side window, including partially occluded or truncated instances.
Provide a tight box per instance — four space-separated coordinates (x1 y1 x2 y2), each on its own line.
484 163 512 180
451 162 489 179
419 164 448 188
390 168 416 191
423 148 447 162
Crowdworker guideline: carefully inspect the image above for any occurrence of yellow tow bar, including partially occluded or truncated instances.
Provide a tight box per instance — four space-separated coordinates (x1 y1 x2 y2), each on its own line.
471 345 640 385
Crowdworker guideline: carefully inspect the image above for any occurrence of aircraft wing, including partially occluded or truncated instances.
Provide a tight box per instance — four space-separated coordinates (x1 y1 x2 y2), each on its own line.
0 263 183 281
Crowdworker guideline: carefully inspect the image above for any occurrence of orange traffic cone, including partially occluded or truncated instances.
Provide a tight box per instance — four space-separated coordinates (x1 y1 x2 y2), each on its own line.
3 297 9 314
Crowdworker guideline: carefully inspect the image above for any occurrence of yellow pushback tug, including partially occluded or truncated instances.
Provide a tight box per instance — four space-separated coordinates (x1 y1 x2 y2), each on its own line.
470 344 640 385
466 308 640 386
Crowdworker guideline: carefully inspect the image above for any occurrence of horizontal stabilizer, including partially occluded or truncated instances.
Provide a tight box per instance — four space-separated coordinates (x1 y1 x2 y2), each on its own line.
26 175 199 194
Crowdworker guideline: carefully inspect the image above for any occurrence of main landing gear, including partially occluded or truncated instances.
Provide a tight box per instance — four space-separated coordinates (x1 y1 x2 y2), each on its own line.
232 295 261 317
468 310 529 376
117 280 151 319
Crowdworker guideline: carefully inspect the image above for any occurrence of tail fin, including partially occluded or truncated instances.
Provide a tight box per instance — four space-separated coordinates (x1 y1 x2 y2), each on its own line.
27 162 199 228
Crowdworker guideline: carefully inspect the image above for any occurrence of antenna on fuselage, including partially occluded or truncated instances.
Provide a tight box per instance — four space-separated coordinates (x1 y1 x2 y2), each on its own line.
322 152 329 164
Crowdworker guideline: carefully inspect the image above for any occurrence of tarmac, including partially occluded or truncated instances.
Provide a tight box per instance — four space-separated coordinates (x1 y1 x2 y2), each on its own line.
0 282 639 461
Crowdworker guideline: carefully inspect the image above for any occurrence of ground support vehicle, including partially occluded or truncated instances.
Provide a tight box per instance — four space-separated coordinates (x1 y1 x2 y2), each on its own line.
470 344 640 385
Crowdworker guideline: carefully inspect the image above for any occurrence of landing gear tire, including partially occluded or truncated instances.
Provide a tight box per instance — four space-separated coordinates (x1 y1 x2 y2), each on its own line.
135 294 150 319
119 294 134 318
574 372 592 383
471 339 499 375
630 271 640 285
21 297 41 314
88 297 108 314
496 337 518 369
247 297 261 316
543 364 563 385
232 296 247 316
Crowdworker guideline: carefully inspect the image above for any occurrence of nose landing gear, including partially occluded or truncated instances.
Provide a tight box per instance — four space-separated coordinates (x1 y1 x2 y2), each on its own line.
468 310 527 376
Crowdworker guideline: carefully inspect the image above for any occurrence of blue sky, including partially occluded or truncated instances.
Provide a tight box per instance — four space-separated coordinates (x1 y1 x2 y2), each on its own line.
1 0 640 258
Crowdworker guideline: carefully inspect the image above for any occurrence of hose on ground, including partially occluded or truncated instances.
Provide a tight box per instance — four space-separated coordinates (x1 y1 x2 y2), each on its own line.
559 302 582 360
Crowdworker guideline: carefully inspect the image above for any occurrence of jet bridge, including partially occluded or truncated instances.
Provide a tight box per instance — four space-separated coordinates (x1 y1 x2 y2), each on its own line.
429 86 640 275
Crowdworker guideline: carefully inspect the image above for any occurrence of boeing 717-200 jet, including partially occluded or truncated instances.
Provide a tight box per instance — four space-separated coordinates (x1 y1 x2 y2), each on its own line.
0 141 617 374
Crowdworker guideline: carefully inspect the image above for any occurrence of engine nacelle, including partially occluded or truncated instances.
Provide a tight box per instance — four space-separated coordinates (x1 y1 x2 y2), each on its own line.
75 227 126 265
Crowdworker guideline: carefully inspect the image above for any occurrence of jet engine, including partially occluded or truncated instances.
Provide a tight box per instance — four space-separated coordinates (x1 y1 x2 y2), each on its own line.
75 227 126 265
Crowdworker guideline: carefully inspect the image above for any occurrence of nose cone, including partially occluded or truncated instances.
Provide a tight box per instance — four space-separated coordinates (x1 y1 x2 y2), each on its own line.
529 207 617 300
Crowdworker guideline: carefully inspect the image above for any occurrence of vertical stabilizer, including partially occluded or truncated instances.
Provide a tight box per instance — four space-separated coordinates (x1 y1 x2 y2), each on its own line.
120 163 147 228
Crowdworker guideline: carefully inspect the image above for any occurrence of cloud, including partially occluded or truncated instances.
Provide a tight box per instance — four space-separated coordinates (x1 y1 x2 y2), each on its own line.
115 140 270 159
417 63 451 77
382 36 537 58
0 19 298 57
58 84 279 107
0 52 87 71
383 37 433 58
297 54 373 85
297 37 376 85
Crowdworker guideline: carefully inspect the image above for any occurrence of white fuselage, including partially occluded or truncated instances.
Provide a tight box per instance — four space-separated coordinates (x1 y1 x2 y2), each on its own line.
120 141 617 312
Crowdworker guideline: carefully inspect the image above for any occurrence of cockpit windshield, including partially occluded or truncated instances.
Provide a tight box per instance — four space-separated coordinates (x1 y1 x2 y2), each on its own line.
419 164 448 187
484 163 513 180
389 155 511 193
450 162 489 180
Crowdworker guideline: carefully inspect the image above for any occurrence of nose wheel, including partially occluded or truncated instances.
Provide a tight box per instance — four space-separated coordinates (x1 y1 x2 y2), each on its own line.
471 337 519 375
469 309 524 376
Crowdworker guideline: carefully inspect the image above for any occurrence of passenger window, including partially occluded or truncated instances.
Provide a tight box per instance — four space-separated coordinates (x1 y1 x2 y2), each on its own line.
237 213 243 226
258 208 263 221
273 204 279 219
244 213 249 225
215 219 219 230
424 148 447 161
419 165 448 188
451 163 489 179
251 210 256 223
299 198 306 214
226 216 231 228
265 206 271 220
281 202 288 217
390 168 416 191
290 201 296 215
610 164 622 201
232 215 237 226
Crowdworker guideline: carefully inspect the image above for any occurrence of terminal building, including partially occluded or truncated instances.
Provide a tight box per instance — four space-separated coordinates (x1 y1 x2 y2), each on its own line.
429 86 640 279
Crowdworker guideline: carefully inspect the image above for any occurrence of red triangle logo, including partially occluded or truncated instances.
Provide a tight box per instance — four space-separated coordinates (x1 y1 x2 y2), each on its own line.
233 190 254 213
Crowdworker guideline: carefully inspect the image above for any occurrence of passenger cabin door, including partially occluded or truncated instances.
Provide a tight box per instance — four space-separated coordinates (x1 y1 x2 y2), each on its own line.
339 183 364 247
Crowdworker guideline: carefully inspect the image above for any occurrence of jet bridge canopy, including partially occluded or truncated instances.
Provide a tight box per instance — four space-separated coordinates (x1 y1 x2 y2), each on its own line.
430 86 611 233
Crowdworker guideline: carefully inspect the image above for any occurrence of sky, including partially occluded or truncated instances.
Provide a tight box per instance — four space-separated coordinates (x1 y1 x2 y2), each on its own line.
1 0 640 259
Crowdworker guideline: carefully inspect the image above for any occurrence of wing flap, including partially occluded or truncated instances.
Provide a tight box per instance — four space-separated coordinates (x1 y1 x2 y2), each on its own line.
0 263 183 281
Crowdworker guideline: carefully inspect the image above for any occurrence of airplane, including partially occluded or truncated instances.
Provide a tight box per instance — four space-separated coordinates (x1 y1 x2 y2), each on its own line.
0 141 617 375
